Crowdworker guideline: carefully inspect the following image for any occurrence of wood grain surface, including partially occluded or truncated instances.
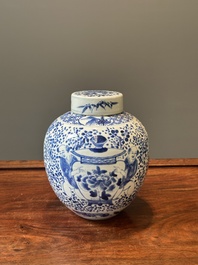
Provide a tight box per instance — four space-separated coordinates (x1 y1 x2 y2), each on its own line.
0 160 198 265
0 158 198 169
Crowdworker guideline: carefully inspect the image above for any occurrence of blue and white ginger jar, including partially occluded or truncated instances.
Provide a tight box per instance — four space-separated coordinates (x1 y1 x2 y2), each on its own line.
44 90 149 220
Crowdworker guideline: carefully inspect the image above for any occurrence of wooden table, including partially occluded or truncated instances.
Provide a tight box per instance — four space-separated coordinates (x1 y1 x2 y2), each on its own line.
0 159 198 265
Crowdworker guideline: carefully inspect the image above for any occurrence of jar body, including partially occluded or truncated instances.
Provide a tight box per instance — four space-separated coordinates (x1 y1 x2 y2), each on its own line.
44 111 149 220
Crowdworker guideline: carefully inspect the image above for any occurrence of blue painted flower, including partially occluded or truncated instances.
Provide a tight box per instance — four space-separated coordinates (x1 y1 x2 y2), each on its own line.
76 166 119 200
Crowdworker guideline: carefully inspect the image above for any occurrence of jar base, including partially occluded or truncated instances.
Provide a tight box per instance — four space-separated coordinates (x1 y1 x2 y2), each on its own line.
72 210 121 220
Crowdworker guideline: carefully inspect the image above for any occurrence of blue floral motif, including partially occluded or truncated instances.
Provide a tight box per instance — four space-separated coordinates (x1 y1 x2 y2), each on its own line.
74 90 120 97
76 166 119 202
44 108 149 220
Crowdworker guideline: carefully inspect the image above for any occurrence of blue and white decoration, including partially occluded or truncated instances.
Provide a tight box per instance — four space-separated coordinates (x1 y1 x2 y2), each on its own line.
74 90 120 97
44 90 149 220
71 90 123 116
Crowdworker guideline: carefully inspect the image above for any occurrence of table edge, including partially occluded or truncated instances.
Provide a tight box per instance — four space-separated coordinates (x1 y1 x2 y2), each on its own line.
0 158 197 169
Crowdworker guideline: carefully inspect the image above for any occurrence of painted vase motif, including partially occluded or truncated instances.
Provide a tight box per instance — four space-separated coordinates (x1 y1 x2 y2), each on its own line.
44 90 149 220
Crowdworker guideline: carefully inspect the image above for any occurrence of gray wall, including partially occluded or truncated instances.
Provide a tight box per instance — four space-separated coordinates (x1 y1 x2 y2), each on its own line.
0 0 198 160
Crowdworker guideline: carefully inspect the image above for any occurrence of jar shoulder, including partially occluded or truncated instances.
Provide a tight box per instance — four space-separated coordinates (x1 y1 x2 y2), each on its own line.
58 111 139 127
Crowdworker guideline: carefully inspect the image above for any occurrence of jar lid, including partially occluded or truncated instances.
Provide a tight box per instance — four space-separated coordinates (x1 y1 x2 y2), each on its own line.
71 90 123 116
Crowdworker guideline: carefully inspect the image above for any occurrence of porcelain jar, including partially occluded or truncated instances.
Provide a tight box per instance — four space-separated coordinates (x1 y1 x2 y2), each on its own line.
44 90 149 220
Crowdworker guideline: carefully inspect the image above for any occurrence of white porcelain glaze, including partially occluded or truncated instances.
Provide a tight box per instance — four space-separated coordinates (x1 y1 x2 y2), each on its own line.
44 90 149 220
